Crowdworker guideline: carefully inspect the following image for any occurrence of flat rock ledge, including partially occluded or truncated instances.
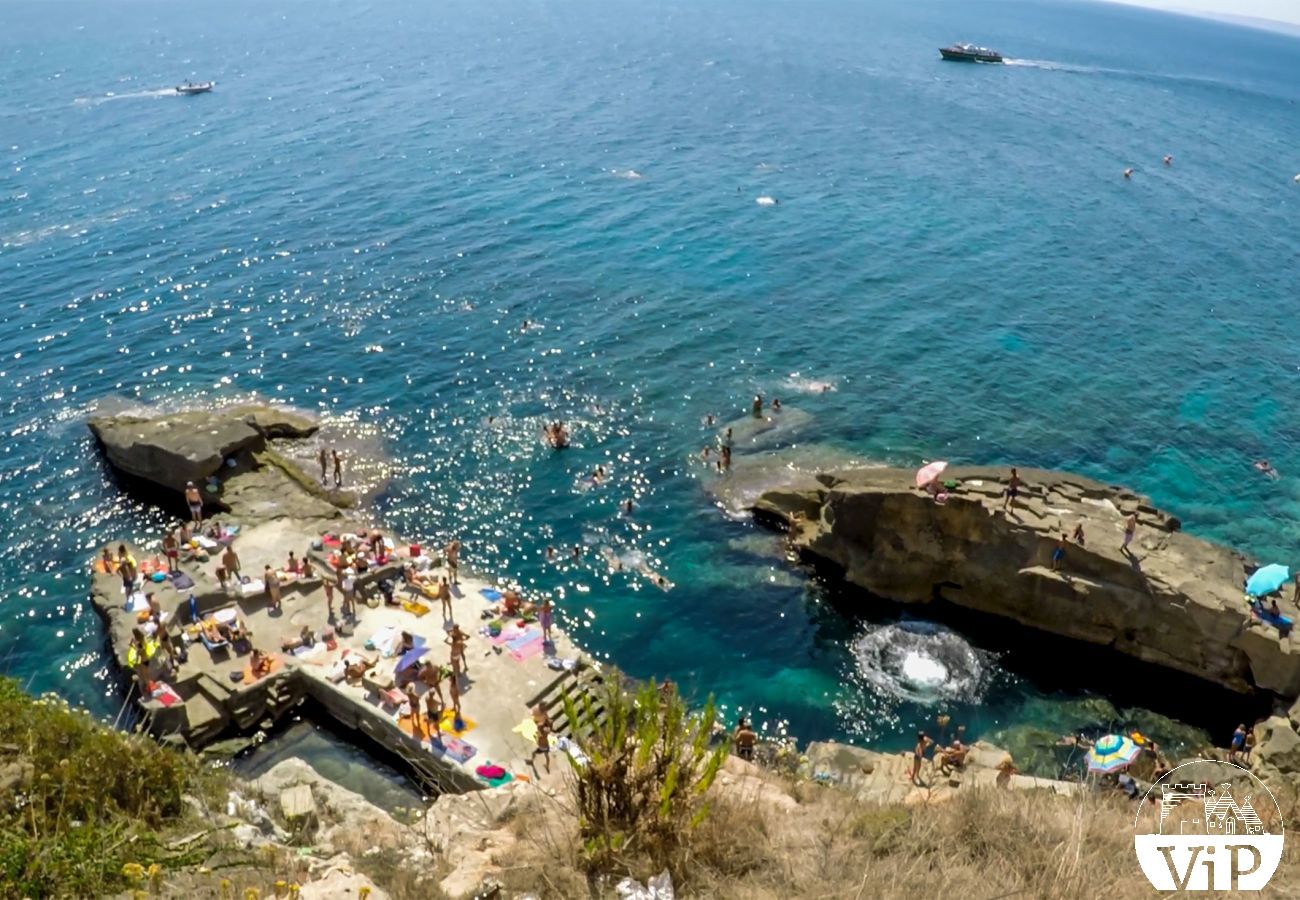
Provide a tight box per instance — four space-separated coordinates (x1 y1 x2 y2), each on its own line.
88 404 344 523
750 465 1300 698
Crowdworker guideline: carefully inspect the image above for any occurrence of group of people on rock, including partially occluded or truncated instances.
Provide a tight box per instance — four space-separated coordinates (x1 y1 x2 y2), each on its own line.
316 447 345 488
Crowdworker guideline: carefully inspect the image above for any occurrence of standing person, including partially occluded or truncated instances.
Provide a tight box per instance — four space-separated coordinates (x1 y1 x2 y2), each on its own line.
425 690 444 746
539 597 554 645
436 576 453 621
341 568 357 621
447 666 462 719
184 481 204 524
421 660 445 707
1229 724 1247 764
531 717 552 773
323 577 336 620
1244 724 1257 764
445 538 461 584
331 450 343 488
317 447 329 484
1122 512 1138 556
1002 468 1020 511
162 529 180 571
221 545 242 583
117 544 138 595
720 445 732 472
910 731 933 785
446 624 468 677
1071 522 1086 547
264 565 281 612
734 718 758 762
1052 532 1067 572
751 394 763 418
405 684 422 734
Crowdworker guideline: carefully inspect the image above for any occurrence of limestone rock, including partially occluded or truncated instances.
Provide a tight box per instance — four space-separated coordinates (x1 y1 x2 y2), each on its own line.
1252 716 1300 778
88 405 318 495
747 462 1300 696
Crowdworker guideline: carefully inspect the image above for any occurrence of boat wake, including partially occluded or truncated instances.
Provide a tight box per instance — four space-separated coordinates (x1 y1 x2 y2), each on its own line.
852 620 992 705
74 88 182 106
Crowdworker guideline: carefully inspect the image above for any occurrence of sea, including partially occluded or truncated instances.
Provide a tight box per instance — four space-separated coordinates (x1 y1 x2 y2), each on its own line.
4 0 1300 778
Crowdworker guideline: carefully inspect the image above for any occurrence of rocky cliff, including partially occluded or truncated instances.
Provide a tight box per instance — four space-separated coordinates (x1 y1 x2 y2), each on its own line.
750 465 1300 697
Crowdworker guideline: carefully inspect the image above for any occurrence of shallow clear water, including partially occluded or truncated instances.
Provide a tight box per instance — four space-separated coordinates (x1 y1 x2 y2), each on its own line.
233 717 424 814
2 0 1299 762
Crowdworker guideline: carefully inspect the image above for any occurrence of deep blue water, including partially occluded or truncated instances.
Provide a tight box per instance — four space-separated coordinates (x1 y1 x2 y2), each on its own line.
3 0 1300 761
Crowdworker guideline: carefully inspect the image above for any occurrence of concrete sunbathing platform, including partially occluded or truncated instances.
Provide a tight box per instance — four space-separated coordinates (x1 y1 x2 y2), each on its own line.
90 537 591 795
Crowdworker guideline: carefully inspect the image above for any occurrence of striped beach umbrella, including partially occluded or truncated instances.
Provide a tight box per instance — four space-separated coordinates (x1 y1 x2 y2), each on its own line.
1086 733 1141 774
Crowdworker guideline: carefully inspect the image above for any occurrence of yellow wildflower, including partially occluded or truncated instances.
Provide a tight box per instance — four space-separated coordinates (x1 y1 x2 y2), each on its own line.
121 862 145 882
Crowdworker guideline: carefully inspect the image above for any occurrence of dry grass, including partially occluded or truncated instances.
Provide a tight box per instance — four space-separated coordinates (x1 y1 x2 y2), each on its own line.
490 769 1300 899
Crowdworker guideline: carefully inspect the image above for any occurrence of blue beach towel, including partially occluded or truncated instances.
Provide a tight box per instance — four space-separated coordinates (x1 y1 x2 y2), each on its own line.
479 588 502 602
505 627 541 651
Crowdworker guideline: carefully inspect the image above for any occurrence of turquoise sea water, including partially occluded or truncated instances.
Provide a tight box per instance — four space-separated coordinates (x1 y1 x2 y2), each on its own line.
4 0 1300 766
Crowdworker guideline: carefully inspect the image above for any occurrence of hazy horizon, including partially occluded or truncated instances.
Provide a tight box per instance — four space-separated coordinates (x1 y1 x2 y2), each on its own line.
1103 0 1300 30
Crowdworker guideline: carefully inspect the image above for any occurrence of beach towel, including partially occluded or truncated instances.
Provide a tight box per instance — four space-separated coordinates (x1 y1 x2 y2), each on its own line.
170 571 195 590
434 736 476 764
322 535 342 548
125 592 150 612
242 655 284 683
438 710 476 736
1252 606 1293 634
366 625 397 653
475 767 513 788
479 588 502 602
509 637 545 662
513 717 539 743
505 627 542 650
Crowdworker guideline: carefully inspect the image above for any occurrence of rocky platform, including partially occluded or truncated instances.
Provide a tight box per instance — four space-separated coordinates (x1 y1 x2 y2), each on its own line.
89 404 347 523
746 464 1300 697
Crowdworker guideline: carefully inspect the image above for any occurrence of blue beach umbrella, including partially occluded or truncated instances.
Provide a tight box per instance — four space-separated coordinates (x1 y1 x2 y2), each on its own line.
1086 734 1141 774
1247 564 1291 597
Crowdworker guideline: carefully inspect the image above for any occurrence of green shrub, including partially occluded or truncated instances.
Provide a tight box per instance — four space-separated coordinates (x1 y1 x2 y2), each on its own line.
0 679 223 897
561 677 725 871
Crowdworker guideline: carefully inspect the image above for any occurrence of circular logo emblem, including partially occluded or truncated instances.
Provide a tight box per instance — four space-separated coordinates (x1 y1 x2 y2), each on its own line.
1134 760 1284 891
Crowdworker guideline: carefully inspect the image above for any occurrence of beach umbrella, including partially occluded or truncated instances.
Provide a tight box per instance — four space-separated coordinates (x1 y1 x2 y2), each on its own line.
397 644 428 672
1247 564 1291 597
1086 733 1141 774
915 461 948 487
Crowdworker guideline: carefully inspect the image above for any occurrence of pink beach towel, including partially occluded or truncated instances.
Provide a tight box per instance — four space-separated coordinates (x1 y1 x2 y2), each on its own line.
509 637 545 662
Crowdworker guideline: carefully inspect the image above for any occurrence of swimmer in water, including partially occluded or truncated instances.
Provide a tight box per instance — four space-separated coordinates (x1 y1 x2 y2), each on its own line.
724 427 733 444
705 414 716 427
1163 154 1173 166
572 544 582 560
771 398 781 411
545 545 557 562
700 446 712 461
1254 459 1279 480
1123 168 1133 179
622 498 634 515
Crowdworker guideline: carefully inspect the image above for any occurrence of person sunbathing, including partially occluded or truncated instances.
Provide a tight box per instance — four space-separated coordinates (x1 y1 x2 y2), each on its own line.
250 648 273 677
938 739 968 774
502 590 524 617
200 620 230 645
344 656 371 682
